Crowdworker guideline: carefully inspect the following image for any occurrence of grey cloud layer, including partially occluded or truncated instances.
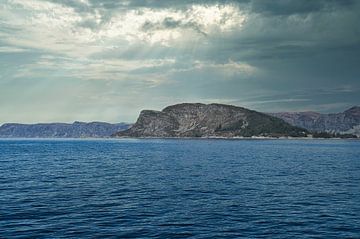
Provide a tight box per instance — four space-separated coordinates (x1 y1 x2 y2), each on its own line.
0 0 359 123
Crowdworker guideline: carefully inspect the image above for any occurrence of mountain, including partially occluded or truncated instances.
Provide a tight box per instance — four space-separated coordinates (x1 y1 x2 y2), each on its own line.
0 121 131 138
270 106 360 137
114 103 308 138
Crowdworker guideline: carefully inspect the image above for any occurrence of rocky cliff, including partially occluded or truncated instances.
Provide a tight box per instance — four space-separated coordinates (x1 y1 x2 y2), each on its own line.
114 103 308 138
0 121 131 138
270 106 360 137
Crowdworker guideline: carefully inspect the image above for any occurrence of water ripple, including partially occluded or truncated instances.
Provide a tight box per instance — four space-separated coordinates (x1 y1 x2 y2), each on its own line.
0 139 360 238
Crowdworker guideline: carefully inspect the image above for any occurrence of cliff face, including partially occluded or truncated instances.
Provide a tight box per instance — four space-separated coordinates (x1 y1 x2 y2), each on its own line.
270 106 360 136
115 103 308 138
0 122 131 138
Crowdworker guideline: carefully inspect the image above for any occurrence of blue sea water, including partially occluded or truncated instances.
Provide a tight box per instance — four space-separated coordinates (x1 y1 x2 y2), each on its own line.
0 139 359 238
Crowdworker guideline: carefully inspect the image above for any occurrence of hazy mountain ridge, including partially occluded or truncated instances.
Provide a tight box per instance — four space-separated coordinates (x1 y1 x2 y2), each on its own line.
115 103 308 138
0 121 131 138
270 106 360 137
2 105 358 138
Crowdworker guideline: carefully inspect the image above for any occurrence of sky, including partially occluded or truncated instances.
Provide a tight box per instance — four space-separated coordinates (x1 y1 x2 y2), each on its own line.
0 0 359 124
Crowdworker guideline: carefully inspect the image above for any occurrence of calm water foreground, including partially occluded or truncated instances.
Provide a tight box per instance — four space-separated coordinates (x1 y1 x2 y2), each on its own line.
0 139 359 238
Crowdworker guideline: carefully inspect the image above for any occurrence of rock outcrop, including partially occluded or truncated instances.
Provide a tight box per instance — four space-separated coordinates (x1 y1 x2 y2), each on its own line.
114 103 308 138
0 121 131 138
271 106 360 137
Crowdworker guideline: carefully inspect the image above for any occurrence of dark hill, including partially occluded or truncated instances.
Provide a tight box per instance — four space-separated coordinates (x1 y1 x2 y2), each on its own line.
114 103 308 138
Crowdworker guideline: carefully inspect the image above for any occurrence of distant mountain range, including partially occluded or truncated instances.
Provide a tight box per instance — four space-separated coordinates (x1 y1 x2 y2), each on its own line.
0 122 131 138
115 103 308 138
1 105 359 138
270 106 360 137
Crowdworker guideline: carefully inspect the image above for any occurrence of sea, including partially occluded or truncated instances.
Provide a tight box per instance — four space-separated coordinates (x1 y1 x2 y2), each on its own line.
0 139 359 238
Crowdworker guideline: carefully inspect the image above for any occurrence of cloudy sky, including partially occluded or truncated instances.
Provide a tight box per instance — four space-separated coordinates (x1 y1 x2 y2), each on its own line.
0 0 359 123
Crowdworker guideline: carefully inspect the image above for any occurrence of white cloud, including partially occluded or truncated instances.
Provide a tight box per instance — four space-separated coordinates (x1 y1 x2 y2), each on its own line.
167 59 259 80
1 1 247 56
108 4 246 45
189 4 245 32
13 55 176 85
194 60 258 76
1 0 97 56
0 46 28 52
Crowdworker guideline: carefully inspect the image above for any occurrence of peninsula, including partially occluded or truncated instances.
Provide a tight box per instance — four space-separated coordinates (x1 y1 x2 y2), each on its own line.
114 103 308 138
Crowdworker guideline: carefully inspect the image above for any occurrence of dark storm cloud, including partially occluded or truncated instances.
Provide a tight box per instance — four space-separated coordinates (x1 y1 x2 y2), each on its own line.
50 0 222 10
141 17 207 36
49 0 92 11
52 0 357 13
94 0 360 107
249 0 356 15
76 0 360 90
108 0 242 8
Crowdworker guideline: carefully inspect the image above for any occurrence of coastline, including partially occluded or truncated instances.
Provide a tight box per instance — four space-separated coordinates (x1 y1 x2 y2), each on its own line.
2 136 358 140
112 136 359 140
